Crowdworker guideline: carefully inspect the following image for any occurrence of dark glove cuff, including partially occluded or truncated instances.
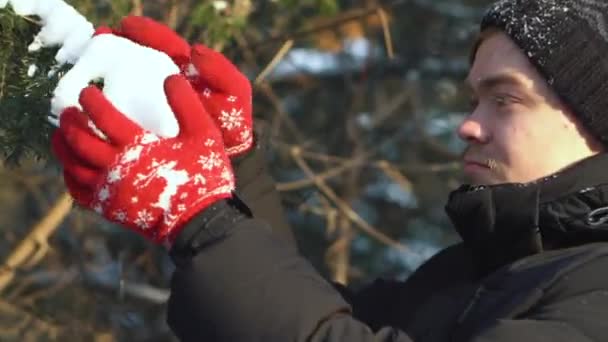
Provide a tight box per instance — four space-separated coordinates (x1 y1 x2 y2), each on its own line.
169 192 252 264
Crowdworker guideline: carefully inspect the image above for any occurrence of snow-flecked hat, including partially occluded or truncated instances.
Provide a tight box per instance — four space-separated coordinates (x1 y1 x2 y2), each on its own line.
477 0 608 146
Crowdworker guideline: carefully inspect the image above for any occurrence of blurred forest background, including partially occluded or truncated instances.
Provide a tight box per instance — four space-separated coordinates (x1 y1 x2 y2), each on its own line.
0 0 494 340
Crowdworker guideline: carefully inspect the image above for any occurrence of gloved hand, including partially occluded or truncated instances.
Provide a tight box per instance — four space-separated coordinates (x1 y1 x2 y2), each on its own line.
101 16 253 157
51 75 235 247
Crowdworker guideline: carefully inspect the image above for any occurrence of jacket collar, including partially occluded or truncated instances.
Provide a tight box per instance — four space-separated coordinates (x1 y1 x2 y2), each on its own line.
445 153 608 275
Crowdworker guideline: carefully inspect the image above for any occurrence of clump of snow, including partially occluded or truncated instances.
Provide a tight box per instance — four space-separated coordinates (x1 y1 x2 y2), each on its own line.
27 64 38 77
3 0 94 65
2 0 182 138
51 34 180 137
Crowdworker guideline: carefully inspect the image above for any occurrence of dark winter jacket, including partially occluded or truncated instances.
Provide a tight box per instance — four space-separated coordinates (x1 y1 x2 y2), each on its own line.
167 143 608 341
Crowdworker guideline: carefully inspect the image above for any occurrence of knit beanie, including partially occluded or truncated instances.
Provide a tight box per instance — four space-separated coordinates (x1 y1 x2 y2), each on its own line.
477 0 608 145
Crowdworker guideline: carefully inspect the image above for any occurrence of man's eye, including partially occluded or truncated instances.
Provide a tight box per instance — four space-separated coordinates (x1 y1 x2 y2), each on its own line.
493 95 511 107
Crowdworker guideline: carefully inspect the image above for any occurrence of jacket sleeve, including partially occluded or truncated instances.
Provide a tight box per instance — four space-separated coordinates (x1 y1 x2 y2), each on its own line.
167 199 608 342
167 200 415 342
231 120 296 247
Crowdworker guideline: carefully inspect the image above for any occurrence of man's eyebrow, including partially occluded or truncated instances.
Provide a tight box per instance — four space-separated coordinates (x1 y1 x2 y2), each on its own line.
464 74 525 92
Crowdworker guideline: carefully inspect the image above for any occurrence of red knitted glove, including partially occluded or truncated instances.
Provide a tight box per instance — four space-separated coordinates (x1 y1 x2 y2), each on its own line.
104 16 253 157
51 75 235 247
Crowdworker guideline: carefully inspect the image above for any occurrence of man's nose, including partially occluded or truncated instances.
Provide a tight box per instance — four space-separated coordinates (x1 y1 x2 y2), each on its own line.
457 115 489 144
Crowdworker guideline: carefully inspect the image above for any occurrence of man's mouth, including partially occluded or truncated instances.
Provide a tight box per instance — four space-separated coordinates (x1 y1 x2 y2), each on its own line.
463 159 490 168
462 159 491 173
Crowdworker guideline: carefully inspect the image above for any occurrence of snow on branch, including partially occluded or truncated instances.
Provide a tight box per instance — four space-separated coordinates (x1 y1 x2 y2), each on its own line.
1 0 181 138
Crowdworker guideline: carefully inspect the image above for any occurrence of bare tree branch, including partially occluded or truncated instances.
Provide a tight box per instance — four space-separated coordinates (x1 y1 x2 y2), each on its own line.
0 193 72 293
290 146 413 254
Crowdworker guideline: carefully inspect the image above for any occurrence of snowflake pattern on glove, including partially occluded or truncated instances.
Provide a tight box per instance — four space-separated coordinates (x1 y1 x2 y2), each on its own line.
114 210 127 222
219 108 244 130
203 88 212 98
196 89 253 156
198 152 223 170
182 65 254 156
107 167 122 183
186 46 254 156
135 209 154 230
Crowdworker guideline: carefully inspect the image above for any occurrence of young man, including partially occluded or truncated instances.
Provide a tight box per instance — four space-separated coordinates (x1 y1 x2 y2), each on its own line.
52 0 608 341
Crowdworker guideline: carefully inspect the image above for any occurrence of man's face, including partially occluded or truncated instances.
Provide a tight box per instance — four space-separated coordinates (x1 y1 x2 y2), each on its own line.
460 31 602 185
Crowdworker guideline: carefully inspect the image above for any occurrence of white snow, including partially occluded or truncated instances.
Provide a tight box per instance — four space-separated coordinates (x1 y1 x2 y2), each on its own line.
212 1 228 12
269 37 378 79
2 0 94 65
51 34 181 137
27 64 37 77
2 0 182 138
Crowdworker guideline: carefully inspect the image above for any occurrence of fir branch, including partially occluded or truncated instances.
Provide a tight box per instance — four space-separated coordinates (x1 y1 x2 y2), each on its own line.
0 6 60 165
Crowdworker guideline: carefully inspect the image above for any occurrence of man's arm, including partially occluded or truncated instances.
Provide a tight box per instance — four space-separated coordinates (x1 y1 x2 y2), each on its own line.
231 120 296 247
166 199 415 342
167 200 608 342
